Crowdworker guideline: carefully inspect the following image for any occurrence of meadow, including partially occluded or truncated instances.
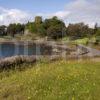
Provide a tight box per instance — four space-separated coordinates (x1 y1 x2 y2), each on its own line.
0 59 100 100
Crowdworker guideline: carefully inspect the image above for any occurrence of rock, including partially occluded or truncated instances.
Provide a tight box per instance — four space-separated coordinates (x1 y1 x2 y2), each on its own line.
0 55 36 70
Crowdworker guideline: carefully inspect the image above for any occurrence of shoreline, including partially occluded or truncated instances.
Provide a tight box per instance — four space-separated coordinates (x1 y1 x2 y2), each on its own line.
0 55 100 71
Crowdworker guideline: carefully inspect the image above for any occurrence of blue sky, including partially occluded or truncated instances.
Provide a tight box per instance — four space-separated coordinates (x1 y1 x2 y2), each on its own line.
0 0 100 27
0 0 70 13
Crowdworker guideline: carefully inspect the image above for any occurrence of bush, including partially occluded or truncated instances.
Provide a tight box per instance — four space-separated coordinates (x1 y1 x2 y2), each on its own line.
95 36 100 45
74 38 89 45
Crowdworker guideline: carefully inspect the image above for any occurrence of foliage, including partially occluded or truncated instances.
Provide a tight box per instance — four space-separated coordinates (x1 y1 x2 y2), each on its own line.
0 16 99 40
0 25 7 36
74 38 89 45
26 16 66 39
95 28 100 36
67 23 94 39
94 26 100 44
26 16 46 37
7 23 25 37
44 16 66 39
95 36 100 44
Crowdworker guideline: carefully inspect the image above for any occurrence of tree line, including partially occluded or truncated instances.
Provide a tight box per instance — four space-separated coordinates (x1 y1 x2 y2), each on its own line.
0 24 25 37
0 16 100 39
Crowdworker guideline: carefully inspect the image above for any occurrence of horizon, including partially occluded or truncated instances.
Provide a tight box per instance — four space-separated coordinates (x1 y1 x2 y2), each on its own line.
0 0 100 27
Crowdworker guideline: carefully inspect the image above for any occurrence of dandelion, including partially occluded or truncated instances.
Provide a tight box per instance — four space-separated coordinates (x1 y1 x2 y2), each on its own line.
72 96 75 100
27 96 31 100
86 89 89 93
93 83 96 86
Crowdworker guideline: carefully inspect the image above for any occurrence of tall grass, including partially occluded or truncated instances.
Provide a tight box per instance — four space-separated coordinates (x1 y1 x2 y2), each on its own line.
0 60 100 100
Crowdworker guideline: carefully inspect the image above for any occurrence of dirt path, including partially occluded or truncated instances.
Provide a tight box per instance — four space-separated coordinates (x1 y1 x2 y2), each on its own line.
77 44 100 57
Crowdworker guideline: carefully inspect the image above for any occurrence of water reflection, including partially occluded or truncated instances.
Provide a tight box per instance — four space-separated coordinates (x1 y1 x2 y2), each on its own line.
0 42 52 58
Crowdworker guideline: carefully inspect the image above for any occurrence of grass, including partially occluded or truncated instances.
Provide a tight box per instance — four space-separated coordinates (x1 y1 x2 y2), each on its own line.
0 59 100 100
74 38 89 45
57 37 89 45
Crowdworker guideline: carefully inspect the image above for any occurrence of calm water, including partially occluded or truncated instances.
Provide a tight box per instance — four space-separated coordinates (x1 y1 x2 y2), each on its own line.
0 43 52 58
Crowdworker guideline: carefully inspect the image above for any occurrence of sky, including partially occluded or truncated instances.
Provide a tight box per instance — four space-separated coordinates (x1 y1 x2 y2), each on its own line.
0 0 100 27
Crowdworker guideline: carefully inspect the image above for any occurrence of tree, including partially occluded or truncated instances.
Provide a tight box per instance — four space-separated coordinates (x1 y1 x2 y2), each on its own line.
0 25 7 36
7 23 25 37
26 22 36 33
95 27 100 36
94 23 98 34
26 16 46 37
37 24 46 36
94 23 100 37
67 23 93 39
47 25 65 39
16 23 25 34
7 24 16 37
44 16 66 39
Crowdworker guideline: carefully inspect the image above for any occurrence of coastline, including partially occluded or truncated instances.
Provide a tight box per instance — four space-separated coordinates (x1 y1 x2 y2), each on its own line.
0 40 36 45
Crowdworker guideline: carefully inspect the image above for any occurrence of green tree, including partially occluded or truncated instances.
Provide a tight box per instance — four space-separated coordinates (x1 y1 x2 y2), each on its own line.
26 16 46 37
95 28 100 36
94 23 98 34
0 25 7 36
7 24 16 37
7 23 25 37
44 16 66 39
67 23 93 39
37 24 46 36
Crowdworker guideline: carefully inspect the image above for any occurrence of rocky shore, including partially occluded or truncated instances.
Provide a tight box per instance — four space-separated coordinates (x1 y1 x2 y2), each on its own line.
0 55 36 70
0 55 61 70
0 40 100 70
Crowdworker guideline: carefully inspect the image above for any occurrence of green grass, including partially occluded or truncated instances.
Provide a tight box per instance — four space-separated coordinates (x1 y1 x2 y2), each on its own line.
0 60 100 100
74 38 89 45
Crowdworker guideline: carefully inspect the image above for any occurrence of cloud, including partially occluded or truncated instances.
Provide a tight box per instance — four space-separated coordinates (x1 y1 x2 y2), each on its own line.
64 0 100 27
0 0 100 28
0 7 33 25
36 0 100 28
35 11 70 20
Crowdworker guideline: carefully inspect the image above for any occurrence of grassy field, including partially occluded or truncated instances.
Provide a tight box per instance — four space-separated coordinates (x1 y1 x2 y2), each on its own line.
0 59 100 100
